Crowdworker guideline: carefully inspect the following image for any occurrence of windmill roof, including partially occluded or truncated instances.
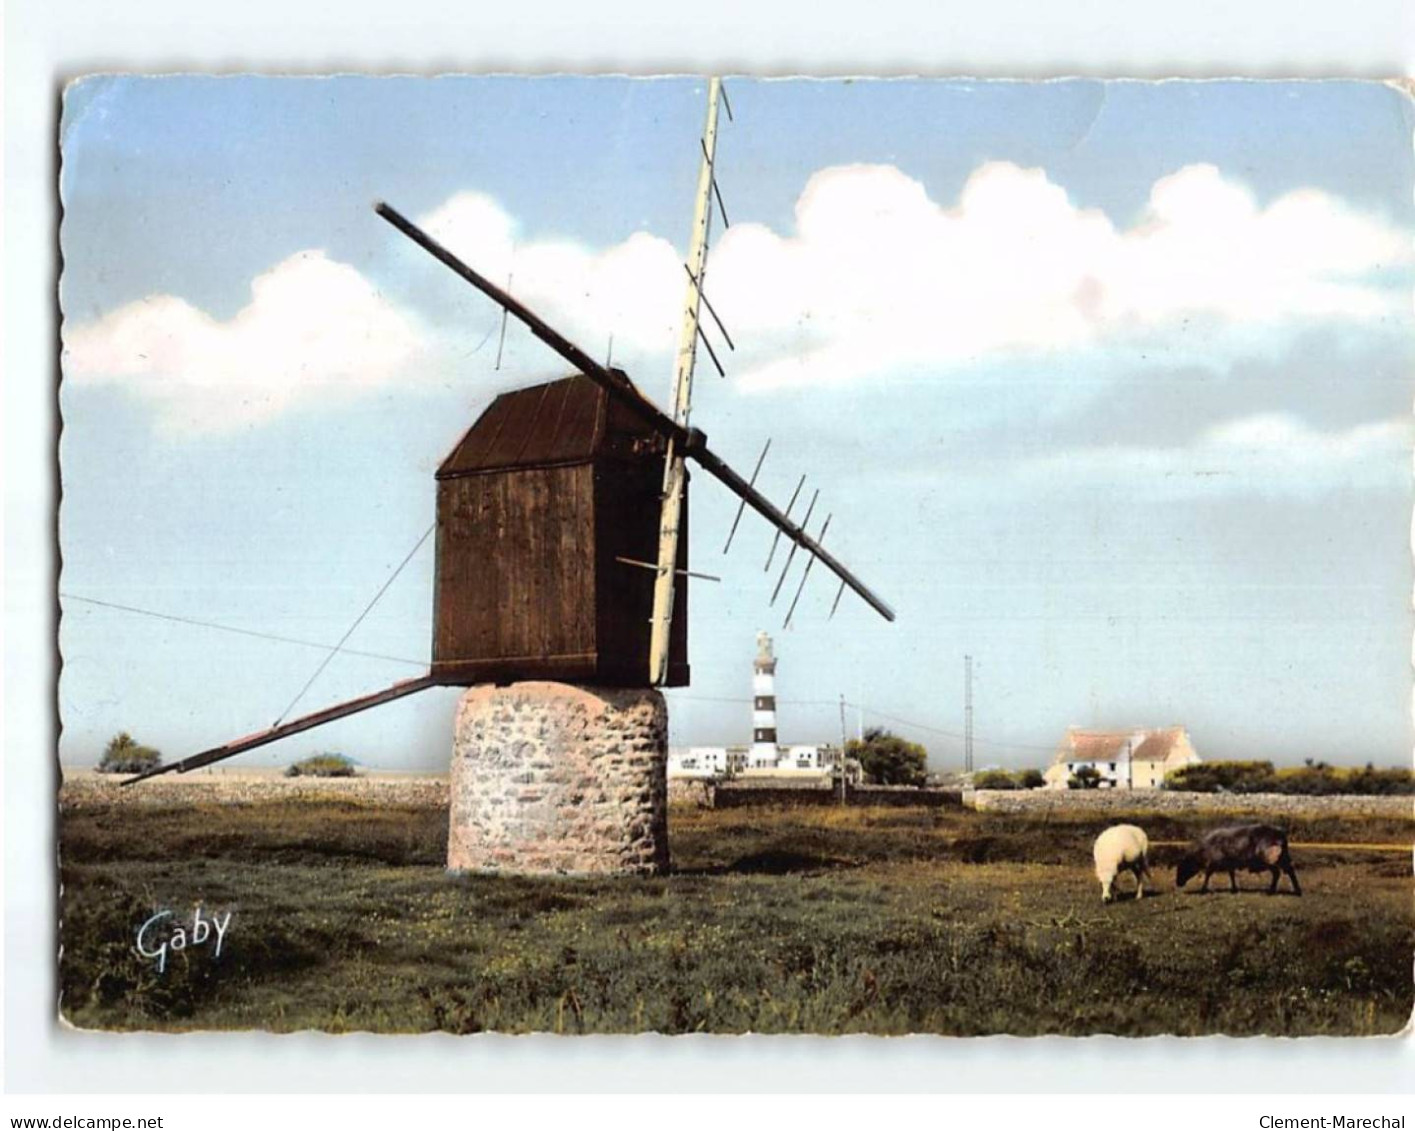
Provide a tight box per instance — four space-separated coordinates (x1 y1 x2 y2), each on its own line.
437 373 663 478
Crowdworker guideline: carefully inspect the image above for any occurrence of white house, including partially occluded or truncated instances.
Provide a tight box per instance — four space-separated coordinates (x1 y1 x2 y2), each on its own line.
1043 726 1201 790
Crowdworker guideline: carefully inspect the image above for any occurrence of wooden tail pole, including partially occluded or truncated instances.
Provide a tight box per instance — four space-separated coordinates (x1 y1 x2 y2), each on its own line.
120 674 438 786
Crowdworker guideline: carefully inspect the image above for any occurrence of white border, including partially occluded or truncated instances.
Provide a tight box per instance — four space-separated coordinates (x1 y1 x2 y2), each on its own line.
6 0 1414 1094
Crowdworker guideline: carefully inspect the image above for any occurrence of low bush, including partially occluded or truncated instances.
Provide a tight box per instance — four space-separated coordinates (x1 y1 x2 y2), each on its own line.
286 753 357 779
96 733 161 775
1167 761 1275 794
1168 760 1414 795
973 769 1046 791
1068 766 1102 790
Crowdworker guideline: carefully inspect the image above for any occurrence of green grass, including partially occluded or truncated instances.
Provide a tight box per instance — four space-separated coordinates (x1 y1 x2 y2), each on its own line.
58 800 1413 1035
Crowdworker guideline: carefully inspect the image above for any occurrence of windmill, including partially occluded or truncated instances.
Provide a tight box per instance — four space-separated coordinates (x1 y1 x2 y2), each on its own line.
122 79 893 808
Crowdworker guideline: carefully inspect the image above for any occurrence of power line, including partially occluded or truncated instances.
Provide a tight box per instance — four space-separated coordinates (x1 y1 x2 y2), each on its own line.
69 596 1058 755
669 692 1059 755
842 701 1057 753
59 592 426 668
271 522 435 725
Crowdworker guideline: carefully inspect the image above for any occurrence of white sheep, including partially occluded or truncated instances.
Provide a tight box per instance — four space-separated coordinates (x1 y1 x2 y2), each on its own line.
1092 824 1152 903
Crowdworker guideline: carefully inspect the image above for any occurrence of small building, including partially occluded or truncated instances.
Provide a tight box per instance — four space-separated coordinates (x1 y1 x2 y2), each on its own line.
666 745 746 779
738 744 840 777
1044 726 1201 790
432 374 689 688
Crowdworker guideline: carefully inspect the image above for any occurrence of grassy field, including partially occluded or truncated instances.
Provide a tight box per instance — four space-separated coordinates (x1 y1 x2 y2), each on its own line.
58 797 1413 1035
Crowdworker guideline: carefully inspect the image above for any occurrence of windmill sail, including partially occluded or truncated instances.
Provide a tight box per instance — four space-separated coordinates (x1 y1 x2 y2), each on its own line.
373 203 896 627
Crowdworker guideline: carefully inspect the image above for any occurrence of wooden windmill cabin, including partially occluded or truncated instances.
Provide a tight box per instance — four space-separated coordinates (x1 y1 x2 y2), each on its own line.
432 373 690 689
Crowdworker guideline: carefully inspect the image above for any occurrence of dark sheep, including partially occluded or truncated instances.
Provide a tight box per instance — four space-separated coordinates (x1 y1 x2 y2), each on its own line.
1175 824 1301 896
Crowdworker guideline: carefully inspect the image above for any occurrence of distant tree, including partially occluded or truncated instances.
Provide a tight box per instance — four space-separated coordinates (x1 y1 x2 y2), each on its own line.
96 732 162 775
1017 768 1046 790
846 727 928 787
286 752 357 778
1068 765 1102 790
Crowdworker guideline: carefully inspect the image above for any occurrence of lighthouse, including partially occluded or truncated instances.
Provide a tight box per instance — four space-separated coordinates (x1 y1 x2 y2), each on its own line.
666 630 835 779
750 630 779 767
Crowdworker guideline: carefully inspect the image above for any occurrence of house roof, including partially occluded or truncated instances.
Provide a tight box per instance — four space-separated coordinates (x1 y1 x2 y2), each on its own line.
437 373 664 478
1053 726 1191 765
1056 730 1132 763
1131 727 1189 763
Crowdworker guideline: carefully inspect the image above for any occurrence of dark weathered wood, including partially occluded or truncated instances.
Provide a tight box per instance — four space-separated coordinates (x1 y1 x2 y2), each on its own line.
121 674 438 785
431 374 688 687
431 654 599 686
589 461 689 687
435 464 597 672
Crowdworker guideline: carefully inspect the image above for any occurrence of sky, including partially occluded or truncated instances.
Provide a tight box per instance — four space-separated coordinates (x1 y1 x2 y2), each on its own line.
56 75 1415 772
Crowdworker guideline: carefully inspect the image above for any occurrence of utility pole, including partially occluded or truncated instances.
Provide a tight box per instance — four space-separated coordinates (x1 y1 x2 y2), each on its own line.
964 654 974 775
838 692 849 806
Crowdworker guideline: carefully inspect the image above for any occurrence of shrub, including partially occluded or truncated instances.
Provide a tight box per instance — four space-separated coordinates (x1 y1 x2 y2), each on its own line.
286 753 357 778
1166 761 1276 794
845 728 928 787
1273 763 1414 796
973 770 1017 790
1017 769 1046 790
1068 765 1102 790
1167 760 1414 795
96 732 162 775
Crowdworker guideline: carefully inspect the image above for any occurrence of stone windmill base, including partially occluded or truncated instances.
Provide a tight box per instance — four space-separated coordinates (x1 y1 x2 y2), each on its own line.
447 682 669 875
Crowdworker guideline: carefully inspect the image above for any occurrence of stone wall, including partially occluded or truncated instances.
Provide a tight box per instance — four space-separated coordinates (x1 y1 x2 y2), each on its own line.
697 780 962 809
967 788 1413 820
59 768 449 810
448 682 668 875
666 778 715 808
851 786 963 808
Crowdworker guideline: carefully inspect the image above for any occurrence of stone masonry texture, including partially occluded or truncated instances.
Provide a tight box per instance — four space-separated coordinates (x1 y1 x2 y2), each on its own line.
967 789 1412 820
447 681 668 875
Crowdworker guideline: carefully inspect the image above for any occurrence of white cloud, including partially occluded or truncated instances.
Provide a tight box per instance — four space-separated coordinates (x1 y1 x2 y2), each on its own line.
1015 413 1412 498
64 250 426 433
705 162 1411 391
66 162 1411 433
